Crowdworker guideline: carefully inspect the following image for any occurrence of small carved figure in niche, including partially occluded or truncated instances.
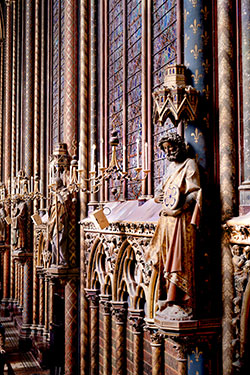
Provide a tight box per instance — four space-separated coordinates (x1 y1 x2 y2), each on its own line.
12 197 27 250
48 177 70 266
231 245 245 273
145 133 202 321
0 204 6 243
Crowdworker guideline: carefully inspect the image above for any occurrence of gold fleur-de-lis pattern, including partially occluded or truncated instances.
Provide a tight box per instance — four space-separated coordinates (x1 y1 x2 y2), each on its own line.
184 9 190 23
191 69 203 85
190 44 203 59
187 347 204 374
184 0 213 168
190 19 201 34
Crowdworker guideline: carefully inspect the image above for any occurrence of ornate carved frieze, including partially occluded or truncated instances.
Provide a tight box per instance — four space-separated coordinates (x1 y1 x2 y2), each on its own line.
225 215 250 371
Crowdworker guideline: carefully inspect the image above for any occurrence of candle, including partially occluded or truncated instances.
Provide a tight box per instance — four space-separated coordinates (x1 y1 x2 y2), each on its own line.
78 142 82 170
92 143 96 172
136 139 140 168
100 139 104 168
145 142 148 170
123 145 126 172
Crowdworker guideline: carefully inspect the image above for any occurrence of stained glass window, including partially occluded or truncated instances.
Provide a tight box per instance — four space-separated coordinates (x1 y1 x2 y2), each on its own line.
99 0 177 200
52 0 64 148
108 0 124 199
126 0 142 199
152 0 177 191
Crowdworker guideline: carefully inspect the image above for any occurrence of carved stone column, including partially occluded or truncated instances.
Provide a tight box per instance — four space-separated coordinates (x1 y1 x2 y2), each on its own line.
128 309 145 375
65 278 78 375
112 301 127 375
20 257 33 341
2 247 10 309
174 340 188 375
49 278 55 326
38 275 44 332
20 264 24 310
44 276 49 337
17 262 21 308
85 289 99 375
150 330 164 375
100 295 112 375
32 249 39 333
14 260 18 305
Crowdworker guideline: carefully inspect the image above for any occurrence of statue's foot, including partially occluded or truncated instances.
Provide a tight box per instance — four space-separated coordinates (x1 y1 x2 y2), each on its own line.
155 304 193 321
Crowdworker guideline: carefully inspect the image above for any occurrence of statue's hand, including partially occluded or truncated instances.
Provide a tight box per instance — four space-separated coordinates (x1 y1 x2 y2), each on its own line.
161 207 182 217
154 193 164 203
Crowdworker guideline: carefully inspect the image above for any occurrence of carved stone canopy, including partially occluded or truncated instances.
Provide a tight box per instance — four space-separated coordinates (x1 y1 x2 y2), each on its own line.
152 64 199 127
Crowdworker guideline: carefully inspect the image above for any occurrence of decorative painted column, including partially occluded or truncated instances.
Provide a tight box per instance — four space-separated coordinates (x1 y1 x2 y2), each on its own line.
112 301 127 375
14 261 18 305
65 278 78 375
63 0 78 155
20 258 33 341
150 330 164 375
31 255 39 333
4 0 12 184
239 0 250 213
49 278 55 326
44 276 49 336
20 264 24 310
79 1 89 374
86 289 99 375
40 0 46 203
217 1 237 374
0 41 3 179
38 275 44 332
21 0 35 341
100 295 112 375
183 0 213 169
128 309 145 375
1 0 13 311
9 0 17 312
89 0 98 207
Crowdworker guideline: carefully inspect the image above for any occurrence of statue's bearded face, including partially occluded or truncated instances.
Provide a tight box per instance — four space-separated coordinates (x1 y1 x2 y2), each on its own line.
162 141 181 162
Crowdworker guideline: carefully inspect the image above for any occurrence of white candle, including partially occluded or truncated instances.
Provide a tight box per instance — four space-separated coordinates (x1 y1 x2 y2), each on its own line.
79 142 83 170
136 139 140 168
100 139 104 168
145 142 148 170
123 145 126 172
92 143 96 171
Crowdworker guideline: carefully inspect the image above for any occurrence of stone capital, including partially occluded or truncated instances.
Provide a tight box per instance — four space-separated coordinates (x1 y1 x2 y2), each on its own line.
85 288 99 307
112 301 127 324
